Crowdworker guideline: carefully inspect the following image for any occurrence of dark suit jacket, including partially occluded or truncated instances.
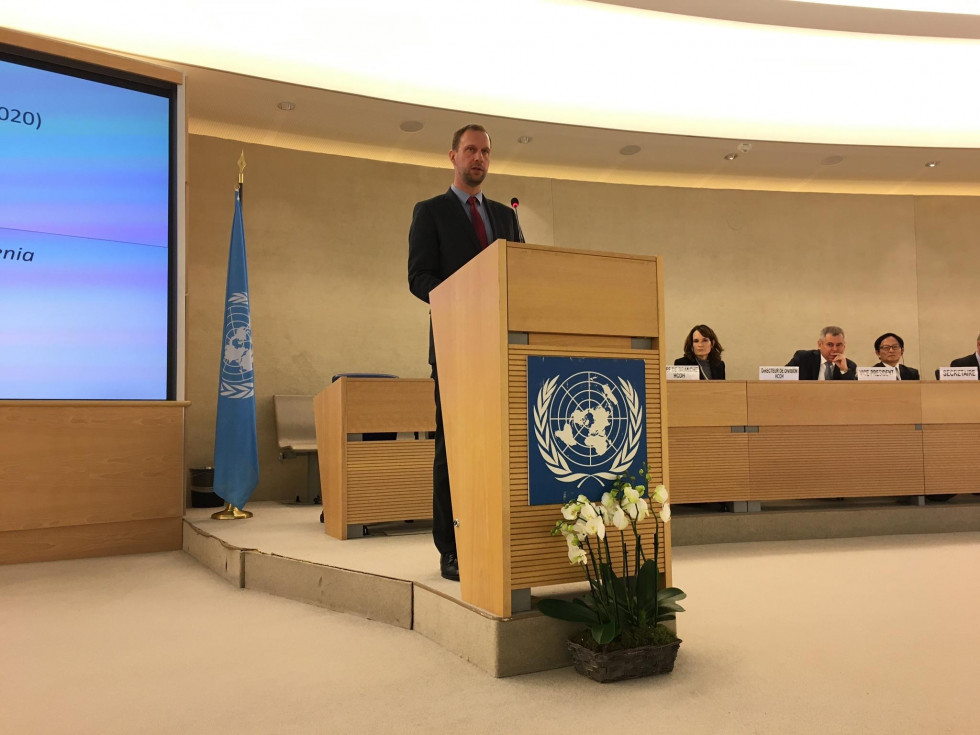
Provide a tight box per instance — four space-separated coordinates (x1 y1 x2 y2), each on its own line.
949 353 980 379
786 349 857 380
872 362 920 380
673 355 726 380
408 189 523 364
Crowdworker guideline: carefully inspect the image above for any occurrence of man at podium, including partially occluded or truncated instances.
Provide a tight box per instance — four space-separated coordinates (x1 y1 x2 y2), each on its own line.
407 124 524 581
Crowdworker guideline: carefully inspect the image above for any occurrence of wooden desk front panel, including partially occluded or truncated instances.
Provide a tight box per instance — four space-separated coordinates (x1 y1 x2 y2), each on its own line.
0 404 183 532
345 441 435 524
343 378 436 435
746 382 922 426
747 425 924 500
922 425 980 495
668 427 749 503
921 383 980 424
0 402 185 564
665 382 747 427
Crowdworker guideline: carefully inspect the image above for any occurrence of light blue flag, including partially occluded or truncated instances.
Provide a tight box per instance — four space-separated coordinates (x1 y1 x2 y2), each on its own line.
213 190 258 508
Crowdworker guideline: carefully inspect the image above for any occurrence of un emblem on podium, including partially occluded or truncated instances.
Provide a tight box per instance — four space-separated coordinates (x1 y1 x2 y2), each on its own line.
527 356 646 506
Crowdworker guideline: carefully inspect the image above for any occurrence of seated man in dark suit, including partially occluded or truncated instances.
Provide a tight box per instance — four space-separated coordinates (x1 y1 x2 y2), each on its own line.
949 333 980 378
873 332 919 380
786 325 857 380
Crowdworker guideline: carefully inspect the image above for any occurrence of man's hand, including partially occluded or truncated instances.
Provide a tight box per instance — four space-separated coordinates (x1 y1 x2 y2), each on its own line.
831 353 849 373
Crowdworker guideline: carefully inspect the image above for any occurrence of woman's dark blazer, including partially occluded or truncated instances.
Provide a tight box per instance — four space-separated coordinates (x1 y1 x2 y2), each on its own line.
673 355 726 380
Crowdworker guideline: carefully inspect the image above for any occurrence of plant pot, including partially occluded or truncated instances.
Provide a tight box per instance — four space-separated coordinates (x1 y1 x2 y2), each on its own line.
567 637 681 683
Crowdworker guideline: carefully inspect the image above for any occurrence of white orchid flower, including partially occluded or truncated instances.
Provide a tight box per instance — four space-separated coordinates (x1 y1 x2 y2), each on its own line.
634 497 649 522
622 485 639 505
583 513 606 539
599 492 618 523
568 544 587 565
659 502 671 523
561 499 581 521
651 484 668 504
571 519 588 541
611 505 629 530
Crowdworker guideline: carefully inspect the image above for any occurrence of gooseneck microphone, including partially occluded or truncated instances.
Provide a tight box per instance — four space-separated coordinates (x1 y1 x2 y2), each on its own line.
510 197 525 242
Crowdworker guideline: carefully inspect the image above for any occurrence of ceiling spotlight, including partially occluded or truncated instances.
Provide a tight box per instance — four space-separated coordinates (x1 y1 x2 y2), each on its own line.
724 153 738 161
276 101 296 111
821 155 844 166
517 135 532 144
619 144 641 156
399 120 423 133
925 160 940 168
736 142 753 154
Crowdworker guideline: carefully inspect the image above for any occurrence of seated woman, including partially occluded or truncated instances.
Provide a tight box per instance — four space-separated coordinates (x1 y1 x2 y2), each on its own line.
674 325 725 380
873 332 919 380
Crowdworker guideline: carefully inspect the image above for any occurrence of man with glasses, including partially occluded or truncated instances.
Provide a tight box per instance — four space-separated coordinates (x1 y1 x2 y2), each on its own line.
872 333 919 380
786 326 857 380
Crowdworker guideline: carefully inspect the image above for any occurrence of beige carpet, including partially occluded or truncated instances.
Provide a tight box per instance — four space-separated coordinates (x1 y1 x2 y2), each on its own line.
2 532 977 734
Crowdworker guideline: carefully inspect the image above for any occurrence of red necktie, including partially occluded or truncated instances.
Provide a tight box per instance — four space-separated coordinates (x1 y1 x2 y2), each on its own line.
467 195 489 250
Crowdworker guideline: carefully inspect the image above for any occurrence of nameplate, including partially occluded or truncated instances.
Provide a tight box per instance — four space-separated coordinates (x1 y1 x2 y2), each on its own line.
857 367 898 381
666 365 700 380
939 366 978 381
759 366 799 381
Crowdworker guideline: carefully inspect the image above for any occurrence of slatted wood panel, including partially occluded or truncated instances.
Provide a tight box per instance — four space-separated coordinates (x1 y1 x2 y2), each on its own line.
922 424 980 495
748 425 924 500
668 427 750 503
508 345 666 589
345 441 435 523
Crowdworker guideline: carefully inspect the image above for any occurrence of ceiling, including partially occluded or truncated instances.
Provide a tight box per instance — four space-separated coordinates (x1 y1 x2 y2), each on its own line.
8 0 980 194
182 61 980 196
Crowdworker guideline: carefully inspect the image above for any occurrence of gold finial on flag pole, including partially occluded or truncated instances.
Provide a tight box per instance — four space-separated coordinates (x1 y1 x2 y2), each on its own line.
237 151 246 203
211 502 253 520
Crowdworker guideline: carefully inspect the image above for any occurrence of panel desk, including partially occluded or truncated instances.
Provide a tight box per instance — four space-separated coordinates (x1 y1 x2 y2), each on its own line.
667 381 980 503
0 401 187 564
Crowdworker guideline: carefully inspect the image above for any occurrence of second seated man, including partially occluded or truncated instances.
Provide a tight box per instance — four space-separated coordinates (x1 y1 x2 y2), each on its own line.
786 325 857 380
873 332 919 380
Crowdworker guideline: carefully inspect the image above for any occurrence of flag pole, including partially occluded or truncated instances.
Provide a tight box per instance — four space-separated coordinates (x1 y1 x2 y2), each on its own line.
212 151 255 521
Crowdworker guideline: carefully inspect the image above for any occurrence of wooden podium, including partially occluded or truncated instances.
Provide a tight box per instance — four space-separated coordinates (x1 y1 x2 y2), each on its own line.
429 241 671 617
314 377 436 540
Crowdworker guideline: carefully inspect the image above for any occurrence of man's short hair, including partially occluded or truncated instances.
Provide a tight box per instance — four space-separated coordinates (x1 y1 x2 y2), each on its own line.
452 124 491 151
819 326 845 340
874 332 904 351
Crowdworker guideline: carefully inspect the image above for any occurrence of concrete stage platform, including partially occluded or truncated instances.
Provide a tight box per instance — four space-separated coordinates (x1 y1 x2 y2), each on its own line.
183 503 583 678
183 495 980 677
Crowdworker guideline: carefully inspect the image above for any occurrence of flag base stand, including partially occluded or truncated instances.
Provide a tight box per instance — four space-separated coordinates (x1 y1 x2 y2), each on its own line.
210 503 253 520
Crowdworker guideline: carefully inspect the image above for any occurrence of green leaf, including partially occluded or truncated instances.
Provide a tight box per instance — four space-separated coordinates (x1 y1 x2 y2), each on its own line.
658 601 685 613
658 587 687 603
590 621 619 645
536 598 600 625
636 559 659 609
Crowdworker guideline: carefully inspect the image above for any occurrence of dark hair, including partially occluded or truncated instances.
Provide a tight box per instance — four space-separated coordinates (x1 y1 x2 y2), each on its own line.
874 332 904 352
452 124 491 151
683 324 723 364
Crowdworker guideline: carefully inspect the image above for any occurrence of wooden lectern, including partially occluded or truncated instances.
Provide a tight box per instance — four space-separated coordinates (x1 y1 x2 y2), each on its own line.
429 240 671 617
314 377 436 540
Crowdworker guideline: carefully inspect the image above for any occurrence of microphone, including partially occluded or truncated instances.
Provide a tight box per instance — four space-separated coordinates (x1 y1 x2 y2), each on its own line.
510 197 525 242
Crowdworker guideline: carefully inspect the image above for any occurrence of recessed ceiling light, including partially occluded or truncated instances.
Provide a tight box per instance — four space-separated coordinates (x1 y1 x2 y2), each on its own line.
821 155 844 166
517 135 532 144
724 153 738 161
399 120 423 132
619 145 641 156
736 142 753 154
925 160 940 168
276 101 296 111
